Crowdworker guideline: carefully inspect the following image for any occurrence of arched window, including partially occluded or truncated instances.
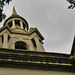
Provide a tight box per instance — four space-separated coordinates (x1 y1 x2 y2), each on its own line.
8 21 12 28
22 22 25 29
15 41 27 50
15 20 20 26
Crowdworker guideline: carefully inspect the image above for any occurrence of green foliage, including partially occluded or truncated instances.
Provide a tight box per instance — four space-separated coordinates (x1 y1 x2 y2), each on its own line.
0 0 12 22
66 0 75 9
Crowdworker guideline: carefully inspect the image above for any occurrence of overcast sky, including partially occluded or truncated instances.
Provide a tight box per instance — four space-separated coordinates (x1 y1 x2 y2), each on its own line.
0 0 75 54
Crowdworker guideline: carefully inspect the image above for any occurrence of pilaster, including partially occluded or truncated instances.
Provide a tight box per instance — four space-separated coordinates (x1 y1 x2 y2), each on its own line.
25 27 27 31
11 20 15 29
34 36 44 52
20 21 23 29
3 32 8 48
11 42 15 49
0 35 2 48
29 40 35 51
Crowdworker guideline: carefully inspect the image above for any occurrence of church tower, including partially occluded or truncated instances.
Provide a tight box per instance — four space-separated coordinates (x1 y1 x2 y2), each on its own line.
0 7 45 52
0 7 75 75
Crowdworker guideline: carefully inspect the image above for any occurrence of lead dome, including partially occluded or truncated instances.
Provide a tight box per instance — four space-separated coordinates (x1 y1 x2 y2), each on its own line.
3 7 29 31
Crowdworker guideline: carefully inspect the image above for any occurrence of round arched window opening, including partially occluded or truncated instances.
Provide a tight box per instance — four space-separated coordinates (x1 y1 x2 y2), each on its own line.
15 41 27 50
22 22 25 29
8 21 12 28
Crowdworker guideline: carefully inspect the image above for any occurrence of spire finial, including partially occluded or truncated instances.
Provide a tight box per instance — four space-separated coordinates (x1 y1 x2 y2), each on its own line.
12 6 17 15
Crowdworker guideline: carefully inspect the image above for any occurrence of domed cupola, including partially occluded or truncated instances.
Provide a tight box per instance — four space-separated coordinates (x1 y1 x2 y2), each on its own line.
3 7 29 31
0 7 45 52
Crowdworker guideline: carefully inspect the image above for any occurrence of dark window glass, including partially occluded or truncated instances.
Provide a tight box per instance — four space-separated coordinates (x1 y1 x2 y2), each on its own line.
15 20 20 26
31 38 37 47
39 39 41 43
8 21 12 28
15 41 27 50
8 35 10 40
23 22 25 29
